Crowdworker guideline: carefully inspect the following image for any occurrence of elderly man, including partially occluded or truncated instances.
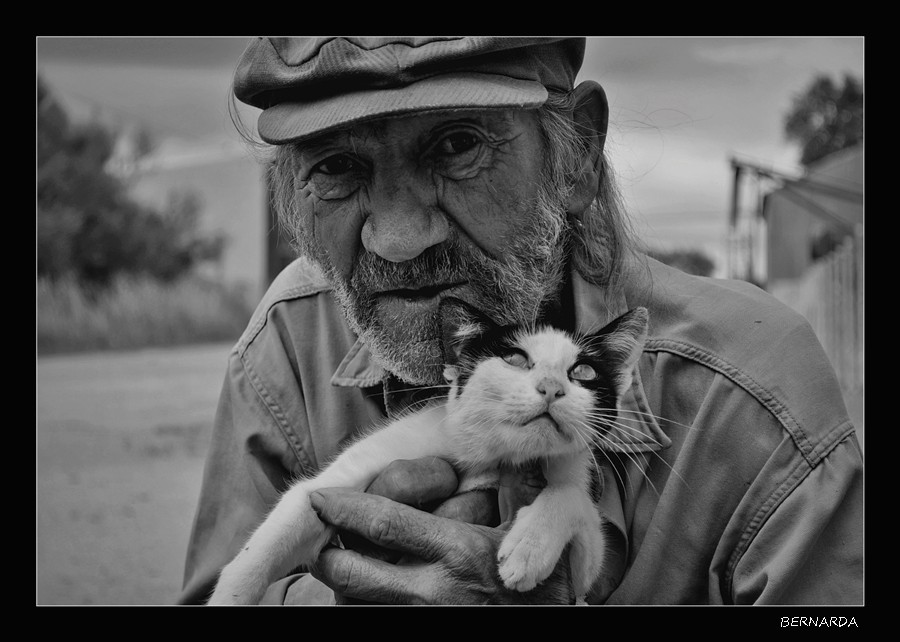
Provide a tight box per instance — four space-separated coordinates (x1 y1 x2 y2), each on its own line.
180 37 863 605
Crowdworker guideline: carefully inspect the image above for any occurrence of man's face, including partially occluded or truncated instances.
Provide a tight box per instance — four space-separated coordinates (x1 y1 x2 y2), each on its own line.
290 109 570 384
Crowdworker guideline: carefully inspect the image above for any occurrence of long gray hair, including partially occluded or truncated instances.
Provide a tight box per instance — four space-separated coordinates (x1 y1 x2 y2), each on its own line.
534 90 639 295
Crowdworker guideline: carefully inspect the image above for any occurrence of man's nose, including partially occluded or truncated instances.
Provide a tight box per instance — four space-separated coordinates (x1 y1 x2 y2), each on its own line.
361 178 450 262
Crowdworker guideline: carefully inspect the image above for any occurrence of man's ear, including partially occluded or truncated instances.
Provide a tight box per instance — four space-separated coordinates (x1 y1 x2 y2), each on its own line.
566 80 609 216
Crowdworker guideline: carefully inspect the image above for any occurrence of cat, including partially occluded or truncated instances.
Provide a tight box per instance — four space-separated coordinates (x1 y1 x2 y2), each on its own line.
208 299 649 605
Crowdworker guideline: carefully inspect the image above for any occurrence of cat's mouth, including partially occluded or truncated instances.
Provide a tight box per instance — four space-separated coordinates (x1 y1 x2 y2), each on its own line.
526 412 564 435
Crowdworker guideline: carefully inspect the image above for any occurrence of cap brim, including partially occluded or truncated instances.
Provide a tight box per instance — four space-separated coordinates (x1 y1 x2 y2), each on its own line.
257 72 548 144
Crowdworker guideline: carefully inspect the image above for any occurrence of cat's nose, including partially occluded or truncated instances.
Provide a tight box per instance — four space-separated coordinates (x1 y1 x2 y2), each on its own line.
537 378 565 402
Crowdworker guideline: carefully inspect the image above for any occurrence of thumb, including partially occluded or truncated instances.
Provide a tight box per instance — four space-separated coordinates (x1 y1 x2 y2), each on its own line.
497 462 547 523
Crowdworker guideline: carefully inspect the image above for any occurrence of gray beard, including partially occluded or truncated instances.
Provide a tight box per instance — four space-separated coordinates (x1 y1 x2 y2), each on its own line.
316 187 570 385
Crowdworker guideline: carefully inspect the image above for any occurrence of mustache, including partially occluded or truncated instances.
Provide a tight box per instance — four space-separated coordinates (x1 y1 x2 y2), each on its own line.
350 238 485 294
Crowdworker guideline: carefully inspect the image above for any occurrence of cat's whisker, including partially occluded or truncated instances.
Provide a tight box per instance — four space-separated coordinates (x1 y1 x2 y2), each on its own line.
588 431 656 500
569 431 608 501
597 420 664 448
570 416 653 500
581 418 668 498
566 421 631 498
646 451 692 492
584 413 667 449
587 417 687 476
594 408 698 432
588 418 693 494
587 418 667 448
586 413 690 445
578 433 608 497
591 444 636 499
482 389 508 397
383 384 452 398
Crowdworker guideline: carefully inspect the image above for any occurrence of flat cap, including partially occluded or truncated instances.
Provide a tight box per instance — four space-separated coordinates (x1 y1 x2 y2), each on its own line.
233 36 586 144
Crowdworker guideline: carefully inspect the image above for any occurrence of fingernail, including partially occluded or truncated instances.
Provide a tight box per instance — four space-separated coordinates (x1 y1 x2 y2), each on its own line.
309 491 323 515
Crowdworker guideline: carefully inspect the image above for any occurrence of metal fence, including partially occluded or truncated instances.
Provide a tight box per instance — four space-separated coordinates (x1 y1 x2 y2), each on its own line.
768 227 865 394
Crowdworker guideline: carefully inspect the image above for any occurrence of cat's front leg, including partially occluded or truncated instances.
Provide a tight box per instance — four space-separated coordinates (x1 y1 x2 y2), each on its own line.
497 452 602 595
208 481 330 605
497 491 568 591
497 485 576 592
567 508 606 598
209 405 454 605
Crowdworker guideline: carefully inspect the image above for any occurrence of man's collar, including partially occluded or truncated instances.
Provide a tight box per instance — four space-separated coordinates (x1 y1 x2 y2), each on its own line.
329 338 385 388
331 267 670 453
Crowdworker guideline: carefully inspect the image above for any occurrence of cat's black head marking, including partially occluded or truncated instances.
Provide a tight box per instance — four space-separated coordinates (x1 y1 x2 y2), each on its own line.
439 298 649 413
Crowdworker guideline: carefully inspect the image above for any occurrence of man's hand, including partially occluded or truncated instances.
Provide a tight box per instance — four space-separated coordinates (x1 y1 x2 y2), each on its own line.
308 458 575 604
335 457 499 566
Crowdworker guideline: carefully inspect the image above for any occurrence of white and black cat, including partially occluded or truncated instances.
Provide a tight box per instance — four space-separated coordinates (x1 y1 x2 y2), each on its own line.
208 300 649 605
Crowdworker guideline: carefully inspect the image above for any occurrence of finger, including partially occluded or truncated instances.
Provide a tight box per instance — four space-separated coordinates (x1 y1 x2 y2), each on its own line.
432 488 500 526
345 488 498 573
336 532 401 564
365 457 458 509
498 462 546 522
346 458 460 561
316 538 575 605
310 487 466 560
312 546 427 604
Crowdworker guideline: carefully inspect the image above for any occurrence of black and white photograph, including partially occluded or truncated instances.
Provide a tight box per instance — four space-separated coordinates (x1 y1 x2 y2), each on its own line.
36 36 864 611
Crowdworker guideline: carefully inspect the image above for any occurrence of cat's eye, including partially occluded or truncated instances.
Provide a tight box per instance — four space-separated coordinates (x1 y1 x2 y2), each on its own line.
569 363 598 381
502 349 530 369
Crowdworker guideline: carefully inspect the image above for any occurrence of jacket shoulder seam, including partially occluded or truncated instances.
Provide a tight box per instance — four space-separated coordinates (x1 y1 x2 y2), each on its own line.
237 282 332 357
644 337 853 465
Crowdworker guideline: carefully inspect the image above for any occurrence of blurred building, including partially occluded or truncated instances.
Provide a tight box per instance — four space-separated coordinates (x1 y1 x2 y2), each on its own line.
727 145 864 441
762 144 863 283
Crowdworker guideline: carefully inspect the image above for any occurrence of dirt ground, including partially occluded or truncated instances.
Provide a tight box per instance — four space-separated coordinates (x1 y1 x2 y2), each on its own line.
37 342 232 605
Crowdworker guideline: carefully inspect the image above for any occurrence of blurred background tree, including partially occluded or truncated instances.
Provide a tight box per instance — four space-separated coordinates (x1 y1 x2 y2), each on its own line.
784 73 863 166
37 75 224 287
37 75 249 354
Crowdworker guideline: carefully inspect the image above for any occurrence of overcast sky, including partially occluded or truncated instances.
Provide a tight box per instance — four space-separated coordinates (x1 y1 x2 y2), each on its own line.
36 36 865 274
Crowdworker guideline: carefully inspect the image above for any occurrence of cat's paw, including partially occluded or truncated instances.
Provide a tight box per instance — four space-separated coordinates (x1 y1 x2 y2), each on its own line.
497 508 564 592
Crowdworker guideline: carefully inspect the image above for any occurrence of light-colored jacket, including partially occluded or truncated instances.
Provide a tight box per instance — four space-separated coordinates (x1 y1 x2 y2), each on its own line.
180 255 863 605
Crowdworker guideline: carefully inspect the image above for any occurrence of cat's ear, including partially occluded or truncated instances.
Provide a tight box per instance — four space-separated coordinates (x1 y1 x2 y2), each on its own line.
588 307 650 397
439 297 499 364
442 365 459 385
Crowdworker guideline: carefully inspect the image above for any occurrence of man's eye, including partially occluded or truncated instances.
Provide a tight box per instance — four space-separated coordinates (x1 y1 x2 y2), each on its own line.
569 363 598 382
437 131 480 155
502 350 530 369
313 154 358 175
